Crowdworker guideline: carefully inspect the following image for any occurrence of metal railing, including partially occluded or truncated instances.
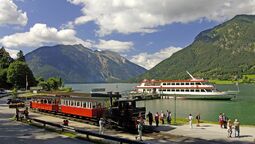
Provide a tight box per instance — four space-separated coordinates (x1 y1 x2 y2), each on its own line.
29 118 146 144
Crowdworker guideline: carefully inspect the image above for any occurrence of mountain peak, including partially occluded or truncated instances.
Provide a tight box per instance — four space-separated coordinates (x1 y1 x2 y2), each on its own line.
25 44 146 83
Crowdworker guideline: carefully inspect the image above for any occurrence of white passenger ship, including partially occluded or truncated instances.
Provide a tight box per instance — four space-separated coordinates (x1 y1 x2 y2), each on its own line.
135 72 235 100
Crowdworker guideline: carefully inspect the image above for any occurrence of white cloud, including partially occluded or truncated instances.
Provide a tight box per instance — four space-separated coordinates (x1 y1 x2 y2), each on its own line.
67 0 255 36
5 48 19 59
0 23 91 49
0 0 28 26
130 46 182 69
95 39 133 53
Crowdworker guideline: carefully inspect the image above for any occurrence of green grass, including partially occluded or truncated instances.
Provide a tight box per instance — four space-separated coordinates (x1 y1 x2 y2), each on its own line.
243 74 255 79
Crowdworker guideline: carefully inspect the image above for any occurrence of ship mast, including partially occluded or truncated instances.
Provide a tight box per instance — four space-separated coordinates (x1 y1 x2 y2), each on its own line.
186 71 196 80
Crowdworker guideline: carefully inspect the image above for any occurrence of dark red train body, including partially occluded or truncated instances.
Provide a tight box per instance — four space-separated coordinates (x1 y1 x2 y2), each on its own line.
30 94 145 130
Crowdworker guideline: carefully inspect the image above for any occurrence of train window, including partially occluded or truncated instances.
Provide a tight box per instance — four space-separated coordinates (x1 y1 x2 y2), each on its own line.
76 101 80 107
89 102 92 108
71 101 74 106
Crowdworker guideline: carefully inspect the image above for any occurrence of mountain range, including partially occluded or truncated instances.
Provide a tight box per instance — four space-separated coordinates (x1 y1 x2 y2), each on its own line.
25 44 146 83
133 15 255 81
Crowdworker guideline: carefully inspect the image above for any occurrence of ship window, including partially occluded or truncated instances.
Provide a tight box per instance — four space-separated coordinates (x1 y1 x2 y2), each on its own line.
167 83 170 85
207 89 212 92
176 89 180 92
185 89 189 92
196 82 201 85
181 89 184 92
176 83 180 85
163 89 166 91
190 89 194 92
172 83 175 85
167 89 170 91
201 89 205 92
195 89 200 92
185 82 189 85
171 89 175 92
163 83 166 85
181 83 185 85
191 83 194 85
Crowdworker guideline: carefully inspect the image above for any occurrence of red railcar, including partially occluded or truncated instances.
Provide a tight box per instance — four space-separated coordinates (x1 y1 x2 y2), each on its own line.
30 96 60 112
60 97 106 119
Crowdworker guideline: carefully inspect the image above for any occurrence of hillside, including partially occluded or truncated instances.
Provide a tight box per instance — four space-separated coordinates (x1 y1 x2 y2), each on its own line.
25 44 146 83
134 15 255 81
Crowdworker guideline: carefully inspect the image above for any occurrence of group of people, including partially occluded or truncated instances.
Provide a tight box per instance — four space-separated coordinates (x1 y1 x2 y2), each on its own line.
219 113 240 137
15 107 29 121
187 113 201 128
147 110 172 127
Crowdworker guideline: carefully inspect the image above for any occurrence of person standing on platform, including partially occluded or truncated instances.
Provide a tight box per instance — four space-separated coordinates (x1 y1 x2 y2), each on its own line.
188 114 193 128
166 110 172 125
15 107 19 121
234 119 240 137
196 113 200 127
160 111 165 124
227 119 233 138
135 121 143 141
219 113 223 128
147 111 153 126
99 118 105 134
155 112 159 127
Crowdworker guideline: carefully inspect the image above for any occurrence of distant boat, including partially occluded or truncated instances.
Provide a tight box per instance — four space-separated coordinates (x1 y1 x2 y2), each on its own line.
135 71 237 100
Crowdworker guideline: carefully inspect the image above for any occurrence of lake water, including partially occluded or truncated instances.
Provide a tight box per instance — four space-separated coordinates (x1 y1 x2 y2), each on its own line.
66 83 255 125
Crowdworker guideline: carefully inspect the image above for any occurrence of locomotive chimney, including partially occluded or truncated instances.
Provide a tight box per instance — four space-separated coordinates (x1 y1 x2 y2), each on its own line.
108 92 113 107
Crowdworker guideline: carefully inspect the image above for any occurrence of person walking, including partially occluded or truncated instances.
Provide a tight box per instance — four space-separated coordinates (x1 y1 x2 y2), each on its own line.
227 119 233 138
188 114 193 128
160 111 165 124
147 111 153 126
223 113 228 129
155 112 159 127
15 107 19 121
24 107 29 119
135 121 143 141
166 110 172 125
234 119 240 137
99 118 105 134
219 113 223 128
196 113 200 127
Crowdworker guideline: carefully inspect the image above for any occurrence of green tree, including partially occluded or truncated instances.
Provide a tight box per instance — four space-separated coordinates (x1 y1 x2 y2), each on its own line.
7 61 36 89
47 77 62 90
0 69 12 89
0 47 13 69
16 50 26 62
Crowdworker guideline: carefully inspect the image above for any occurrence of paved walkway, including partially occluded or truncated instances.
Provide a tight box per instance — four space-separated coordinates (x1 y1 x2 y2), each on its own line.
0 96 92 144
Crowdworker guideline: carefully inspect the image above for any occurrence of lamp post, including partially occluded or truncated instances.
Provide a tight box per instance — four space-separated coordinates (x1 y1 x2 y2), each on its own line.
174 95 176 124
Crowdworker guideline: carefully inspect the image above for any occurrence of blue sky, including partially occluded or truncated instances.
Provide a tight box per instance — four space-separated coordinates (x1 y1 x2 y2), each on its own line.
0 0 254 69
